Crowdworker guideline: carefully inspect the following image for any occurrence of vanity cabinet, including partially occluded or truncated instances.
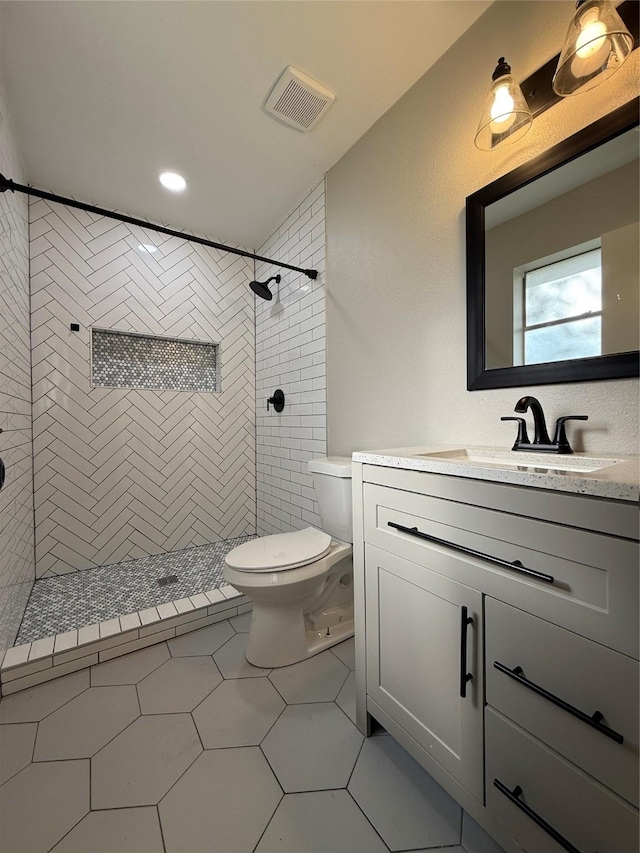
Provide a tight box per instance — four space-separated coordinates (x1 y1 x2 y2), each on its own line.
353 461 639 853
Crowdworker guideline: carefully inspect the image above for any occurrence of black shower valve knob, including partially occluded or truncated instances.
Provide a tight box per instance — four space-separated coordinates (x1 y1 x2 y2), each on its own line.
267 389 285 413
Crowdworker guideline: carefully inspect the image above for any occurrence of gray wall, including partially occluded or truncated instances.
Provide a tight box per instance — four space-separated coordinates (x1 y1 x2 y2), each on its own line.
326 0 639 456
0 61 34 656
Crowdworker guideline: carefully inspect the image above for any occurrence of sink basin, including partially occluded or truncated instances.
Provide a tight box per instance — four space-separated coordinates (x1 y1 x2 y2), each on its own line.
415 448 620 475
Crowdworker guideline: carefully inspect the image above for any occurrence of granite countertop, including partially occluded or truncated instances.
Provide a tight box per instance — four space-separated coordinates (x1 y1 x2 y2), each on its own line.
352 445 640 502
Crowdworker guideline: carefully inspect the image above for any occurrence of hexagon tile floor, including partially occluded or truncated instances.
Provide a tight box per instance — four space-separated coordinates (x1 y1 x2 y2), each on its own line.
0 615 505 853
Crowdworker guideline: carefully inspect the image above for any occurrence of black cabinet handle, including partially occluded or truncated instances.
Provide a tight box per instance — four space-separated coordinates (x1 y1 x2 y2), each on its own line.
460 606 473 698
494 780 584 853
494 662 623 744
387 521 554 584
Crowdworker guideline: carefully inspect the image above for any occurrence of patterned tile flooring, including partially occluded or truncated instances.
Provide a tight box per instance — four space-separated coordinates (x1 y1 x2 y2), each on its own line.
16 538 255 645
0 621 504 853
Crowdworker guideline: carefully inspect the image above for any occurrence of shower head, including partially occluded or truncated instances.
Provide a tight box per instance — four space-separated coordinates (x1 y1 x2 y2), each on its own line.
250 275 280 301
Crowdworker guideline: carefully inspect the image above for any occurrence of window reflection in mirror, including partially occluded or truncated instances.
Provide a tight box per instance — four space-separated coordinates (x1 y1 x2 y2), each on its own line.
484 127 639 371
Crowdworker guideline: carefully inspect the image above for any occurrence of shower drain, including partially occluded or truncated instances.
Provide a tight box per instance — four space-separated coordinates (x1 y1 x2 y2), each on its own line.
157 574 179 587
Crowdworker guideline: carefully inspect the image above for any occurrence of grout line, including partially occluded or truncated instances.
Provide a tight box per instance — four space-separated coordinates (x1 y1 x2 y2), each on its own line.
251 787 285 853
156 803 168 853
345 786 393 852
44 780 91 853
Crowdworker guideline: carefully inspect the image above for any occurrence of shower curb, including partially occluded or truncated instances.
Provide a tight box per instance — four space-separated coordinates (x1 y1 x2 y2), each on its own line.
0 584 252 697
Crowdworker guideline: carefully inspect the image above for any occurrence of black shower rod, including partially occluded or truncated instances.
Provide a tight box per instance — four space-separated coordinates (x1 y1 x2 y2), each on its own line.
0 174 318 280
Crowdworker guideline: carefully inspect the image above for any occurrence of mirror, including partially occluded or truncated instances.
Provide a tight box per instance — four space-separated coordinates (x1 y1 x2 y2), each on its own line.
467 98 639 390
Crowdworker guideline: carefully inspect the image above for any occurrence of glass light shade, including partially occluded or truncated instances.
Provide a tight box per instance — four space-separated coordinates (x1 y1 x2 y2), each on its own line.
475 60 533 151
553 0 633 96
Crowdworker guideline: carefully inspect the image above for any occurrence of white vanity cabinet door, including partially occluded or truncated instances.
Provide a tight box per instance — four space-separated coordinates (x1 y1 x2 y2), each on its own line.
364 543 484 801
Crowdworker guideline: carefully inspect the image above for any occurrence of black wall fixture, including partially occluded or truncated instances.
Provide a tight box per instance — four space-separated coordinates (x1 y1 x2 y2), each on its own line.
466 97 640 390
0 176 318 282
267 389 285 413
521 0 639 118
250 275 280 301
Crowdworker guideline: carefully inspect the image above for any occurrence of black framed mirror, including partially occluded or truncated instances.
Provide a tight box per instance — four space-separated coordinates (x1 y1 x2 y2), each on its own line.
467 97 639 391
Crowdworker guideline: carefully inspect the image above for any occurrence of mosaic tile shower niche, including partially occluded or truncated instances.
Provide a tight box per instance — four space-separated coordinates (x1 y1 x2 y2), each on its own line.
92 329 220 392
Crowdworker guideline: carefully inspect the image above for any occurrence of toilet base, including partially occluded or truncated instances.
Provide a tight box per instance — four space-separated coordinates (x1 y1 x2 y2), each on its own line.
245 601 354 668
224 541 354 669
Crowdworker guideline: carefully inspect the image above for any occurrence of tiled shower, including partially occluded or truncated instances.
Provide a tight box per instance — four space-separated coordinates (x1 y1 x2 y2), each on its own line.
0 74 328 690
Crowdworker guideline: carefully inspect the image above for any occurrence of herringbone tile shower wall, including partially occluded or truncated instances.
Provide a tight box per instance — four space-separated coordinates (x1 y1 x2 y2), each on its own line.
0 74 34 655
30 198 256 578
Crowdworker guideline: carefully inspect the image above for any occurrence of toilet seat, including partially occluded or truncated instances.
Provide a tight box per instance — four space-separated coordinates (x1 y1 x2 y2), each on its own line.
225 527 332 572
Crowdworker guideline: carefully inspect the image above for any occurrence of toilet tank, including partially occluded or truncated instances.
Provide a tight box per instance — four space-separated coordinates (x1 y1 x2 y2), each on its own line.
307 456 353 543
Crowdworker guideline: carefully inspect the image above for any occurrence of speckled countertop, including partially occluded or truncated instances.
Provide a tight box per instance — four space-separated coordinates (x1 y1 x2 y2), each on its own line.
352 445 640 502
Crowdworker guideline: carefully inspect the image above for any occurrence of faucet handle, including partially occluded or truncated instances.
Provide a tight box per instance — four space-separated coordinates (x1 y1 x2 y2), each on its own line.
501 416 530 450
552 415 588 454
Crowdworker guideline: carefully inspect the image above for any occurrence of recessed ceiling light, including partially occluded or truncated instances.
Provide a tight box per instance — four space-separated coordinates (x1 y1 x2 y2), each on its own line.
138 243 158 254
159 171 187 192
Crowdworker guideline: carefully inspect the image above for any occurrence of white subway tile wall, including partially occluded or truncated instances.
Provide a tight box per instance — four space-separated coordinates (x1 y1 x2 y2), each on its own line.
30 199 256 577
0 71 34 658
255 180 326 535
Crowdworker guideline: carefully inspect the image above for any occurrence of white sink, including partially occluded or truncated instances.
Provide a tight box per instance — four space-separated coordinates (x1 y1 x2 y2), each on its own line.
415 448 620 475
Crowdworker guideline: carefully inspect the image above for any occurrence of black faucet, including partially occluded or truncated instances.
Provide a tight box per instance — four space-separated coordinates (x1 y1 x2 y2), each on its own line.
501 396 588 454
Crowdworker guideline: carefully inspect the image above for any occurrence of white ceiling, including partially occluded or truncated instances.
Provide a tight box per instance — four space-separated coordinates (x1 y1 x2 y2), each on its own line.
0 1 490 248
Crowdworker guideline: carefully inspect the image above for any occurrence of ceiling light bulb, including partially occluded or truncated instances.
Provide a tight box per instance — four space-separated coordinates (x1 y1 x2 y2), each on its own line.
490 84 516 131
159 171 187 192
575 8 608 58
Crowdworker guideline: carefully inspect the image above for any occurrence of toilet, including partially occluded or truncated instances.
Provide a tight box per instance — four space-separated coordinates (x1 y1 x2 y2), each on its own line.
223 456 354 667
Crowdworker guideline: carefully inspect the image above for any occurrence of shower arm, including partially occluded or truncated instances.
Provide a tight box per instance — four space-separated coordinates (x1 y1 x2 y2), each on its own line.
0 174 319 281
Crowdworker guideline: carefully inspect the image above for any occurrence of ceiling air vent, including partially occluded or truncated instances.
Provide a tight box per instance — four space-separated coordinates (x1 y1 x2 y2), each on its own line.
264 66 335 132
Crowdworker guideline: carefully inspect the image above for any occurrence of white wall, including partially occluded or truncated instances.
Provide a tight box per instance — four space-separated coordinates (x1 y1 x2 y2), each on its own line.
326 0 639 456
255 180 326 535
0 61 34 654
30 200 256 577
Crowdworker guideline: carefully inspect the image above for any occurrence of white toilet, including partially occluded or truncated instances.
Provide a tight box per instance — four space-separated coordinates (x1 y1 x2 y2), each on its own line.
223 457 354 667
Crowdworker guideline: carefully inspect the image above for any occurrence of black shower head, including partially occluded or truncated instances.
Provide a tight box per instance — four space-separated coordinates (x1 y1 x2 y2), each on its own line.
250 275 281 301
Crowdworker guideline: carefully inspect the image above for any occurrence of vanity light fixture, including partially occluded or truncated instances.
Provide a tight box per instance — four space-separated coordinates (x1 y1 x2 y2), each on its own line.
474 2 637 149
553 0 633 96
474 58 533 151
158 170 187 192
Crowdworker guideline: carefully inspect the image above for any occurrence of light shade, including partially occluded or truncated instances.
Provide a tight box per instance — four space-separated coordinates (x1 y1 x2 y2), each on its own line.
553 0 633 96
474 58 533 151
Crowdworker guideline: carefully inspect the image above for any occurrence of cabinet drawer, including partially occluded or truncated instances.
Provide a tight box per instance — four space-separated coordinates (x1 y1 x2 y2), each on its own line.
486 598 639 807
363 483 639 658
486 707 639 853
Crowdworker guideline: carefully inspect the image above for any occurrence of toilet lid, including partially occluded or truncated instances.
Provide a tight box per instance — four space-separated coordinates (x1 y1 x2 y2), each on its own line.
225 527 332 572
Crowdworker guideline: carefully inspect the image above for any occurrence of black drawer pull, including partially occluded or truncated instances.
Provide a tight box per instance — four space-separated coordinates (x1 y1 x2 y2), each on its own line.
387 521 554 584
494 662 624 744
494 779 584 853
460 606 473 698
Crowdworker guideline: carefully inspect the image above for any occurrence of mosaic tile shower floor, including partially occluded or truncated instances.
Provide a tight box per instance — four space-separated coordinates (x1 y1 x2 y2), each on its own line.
16 537 255 645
